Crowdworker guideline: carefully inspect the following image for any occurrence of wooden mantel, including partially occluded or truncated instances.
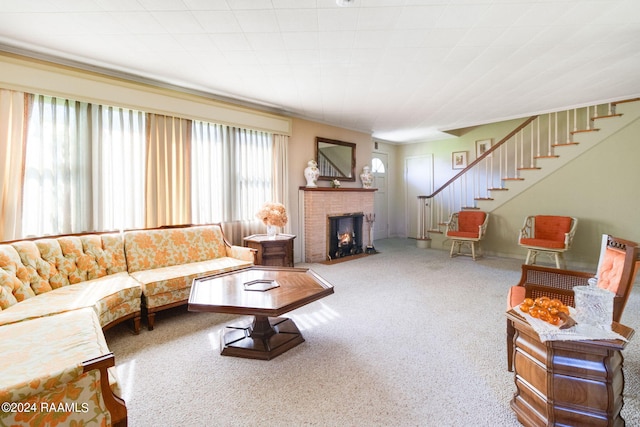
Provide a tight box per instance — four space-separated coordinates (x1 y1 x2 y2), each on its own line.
298 187 376 263
299 186 377 192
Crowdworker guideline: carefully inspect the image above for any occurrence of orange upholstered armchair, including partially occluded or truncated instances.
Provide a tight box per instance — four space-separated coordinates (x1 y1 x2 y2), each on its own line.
518 215 577 269
506 234 640 371
445 211 489 261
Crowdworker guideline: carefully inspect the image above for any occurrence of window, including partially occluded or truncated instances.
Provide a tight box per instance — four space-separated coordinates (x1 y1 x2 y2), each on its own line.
22 95 145 236
10 90 276 240
191 122 272 224
372 157 385 173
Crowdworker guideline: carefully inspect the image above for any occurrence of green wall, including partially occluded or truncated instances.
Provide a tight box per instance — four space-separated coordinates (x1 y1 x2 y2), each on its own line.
486 115 640 269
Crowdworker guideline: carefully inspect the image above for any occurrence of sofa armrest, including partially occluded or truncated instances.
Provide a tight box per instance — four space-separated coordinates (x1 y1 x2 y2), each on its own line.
226 245 257 264
82 354 127 427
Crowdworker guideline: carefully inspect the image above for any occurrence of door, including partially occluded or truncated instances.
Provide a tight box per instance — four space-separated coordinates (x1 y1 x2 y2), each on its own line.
405 155 433 238
371 152 388 241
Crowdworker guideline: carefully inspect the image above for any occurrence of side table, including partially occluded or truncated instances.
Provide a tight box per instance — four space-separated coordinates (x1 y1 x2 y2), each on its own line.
243 234 295 267
506 309 634 427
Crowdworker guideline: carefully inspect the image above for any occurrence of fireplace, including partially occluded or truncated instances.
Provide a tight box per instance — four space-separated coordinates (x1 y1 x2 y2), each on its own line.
300 187 375 263
327 213 364 260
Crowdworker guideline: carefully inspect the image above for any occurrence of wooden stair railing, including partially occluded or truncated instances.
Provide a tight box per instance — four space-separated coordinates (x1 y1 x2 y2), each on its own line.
417 101 633 240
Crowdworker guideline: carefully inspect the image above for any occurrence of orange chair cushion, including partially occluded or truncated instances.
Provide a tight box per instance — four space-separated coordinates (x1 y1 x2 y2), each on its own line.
520 215 572 249
596 247 626 293
448 211 486 239
507 285 525 310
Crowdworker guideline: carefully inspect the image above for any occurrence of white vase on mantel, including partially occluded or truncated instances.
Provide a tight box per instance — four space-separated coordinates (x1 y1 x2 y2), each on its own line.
304 160 320 188
360 166 374 189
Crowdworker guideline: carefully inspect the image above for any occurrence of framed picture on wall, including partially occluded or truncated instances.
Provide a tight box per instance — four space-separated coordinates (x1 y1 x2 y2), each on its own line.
452 151 468 170
476 138 493 158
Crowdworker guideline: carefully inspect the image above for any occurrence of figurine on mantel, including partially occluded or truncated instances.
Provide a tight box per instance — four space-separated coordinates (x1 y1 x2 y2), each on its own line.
360 165 374 189
304 160 320 188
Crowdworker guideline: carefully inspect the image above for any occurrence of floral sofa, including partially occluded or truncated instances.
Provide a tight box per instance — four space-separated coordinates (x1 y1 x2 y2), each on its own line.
123 225 255 330
0 224 255 426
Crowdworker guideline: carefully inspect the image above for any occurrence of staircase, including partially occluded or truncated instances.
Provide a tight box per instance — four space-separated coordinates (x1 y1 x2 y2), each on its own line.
417 98 640 243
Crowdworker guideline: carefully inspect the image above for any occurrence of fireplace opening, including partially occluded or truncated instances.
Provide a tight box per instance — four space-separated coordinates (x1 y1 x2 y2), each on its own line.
327 213 364 260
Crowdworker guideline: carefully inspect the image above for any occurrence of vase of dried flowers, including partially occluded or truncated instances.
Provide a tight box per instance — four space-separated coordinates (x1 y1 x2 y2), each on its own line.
266 225 277 238
256 202 288 239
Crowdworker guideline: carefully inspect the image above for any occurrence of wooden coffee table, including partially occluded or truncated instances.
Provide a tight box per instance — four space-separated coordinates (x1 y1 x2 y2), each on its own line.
188 266 334 360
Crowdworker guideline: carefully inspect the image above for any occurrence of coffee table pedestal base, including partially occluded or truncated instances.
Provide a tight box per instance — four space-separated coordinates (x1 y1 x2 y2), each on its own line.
221 316 305 360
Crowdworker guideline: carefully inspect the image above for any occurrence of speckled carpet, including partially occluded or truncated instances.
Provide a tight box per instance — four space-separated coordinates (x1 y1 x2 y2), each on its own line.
104 238 640 427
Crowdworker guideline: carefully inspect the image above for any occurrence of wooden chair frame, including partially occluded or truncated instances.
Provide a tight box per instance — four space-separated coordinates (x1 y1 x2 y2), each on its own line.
506 234 640 371
518 215 578 269
445 211 489 261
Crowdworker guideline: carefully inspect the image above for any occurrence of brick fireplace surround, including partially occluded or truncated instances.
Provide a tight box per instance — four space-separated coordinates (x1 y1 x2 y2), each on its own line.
299 187 376 263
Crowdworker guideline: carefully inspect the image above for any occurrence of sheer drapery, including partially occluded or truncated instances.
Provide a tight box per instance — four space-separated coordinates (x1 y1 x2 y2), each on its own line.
20 95 146 237
145 114 192 228
91 105 146 231
22 95 93 236
191 122 274 244
5 90 286 243
0 90 26 240
191 121 226 223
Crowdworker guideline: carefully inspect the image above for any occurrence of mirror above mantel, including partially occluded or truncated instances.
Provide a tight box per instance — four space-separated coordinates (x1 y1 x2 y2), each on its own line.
316 137 356 182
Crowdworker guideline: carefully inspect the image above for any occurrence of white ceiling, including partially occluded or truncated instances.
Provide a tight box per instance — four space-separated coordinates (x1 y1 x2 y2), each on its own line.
1 0 639 143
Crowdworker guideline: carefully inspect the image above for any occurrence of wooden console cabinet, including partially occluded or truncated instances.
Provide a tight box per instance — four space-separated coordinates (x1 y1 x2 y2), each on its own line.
243 234 295 267
506 310 634 427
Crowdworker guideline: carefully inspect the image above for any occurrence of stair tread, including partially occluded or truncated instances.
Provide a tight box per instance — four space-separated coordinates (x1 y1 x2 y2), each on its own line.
488 187 508 191
592 114 622 120
474 197 494 201
552 142 579 147
534 155 559 159
612 98 640 105
570 128 600 135
518 167 541 170
503 177 525 181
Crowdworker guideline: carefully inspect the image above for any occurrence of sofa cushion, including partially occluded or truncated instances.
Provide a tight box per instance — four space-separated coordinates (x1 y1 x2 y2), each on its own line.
98 233 128 274
0 245 36 309
124 225 230 273
0 308 118 404
10 240 60 294
130 257 252 309
0 272 141 328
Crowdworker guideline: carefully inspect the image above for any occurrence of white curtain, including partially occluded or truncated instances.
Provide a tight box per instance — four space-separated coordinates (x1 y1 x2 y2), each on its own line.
191 121 226 223
0 90 26 241
91 105 146 231
22 95 92 236
20 95 147 237
191 122 274 244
